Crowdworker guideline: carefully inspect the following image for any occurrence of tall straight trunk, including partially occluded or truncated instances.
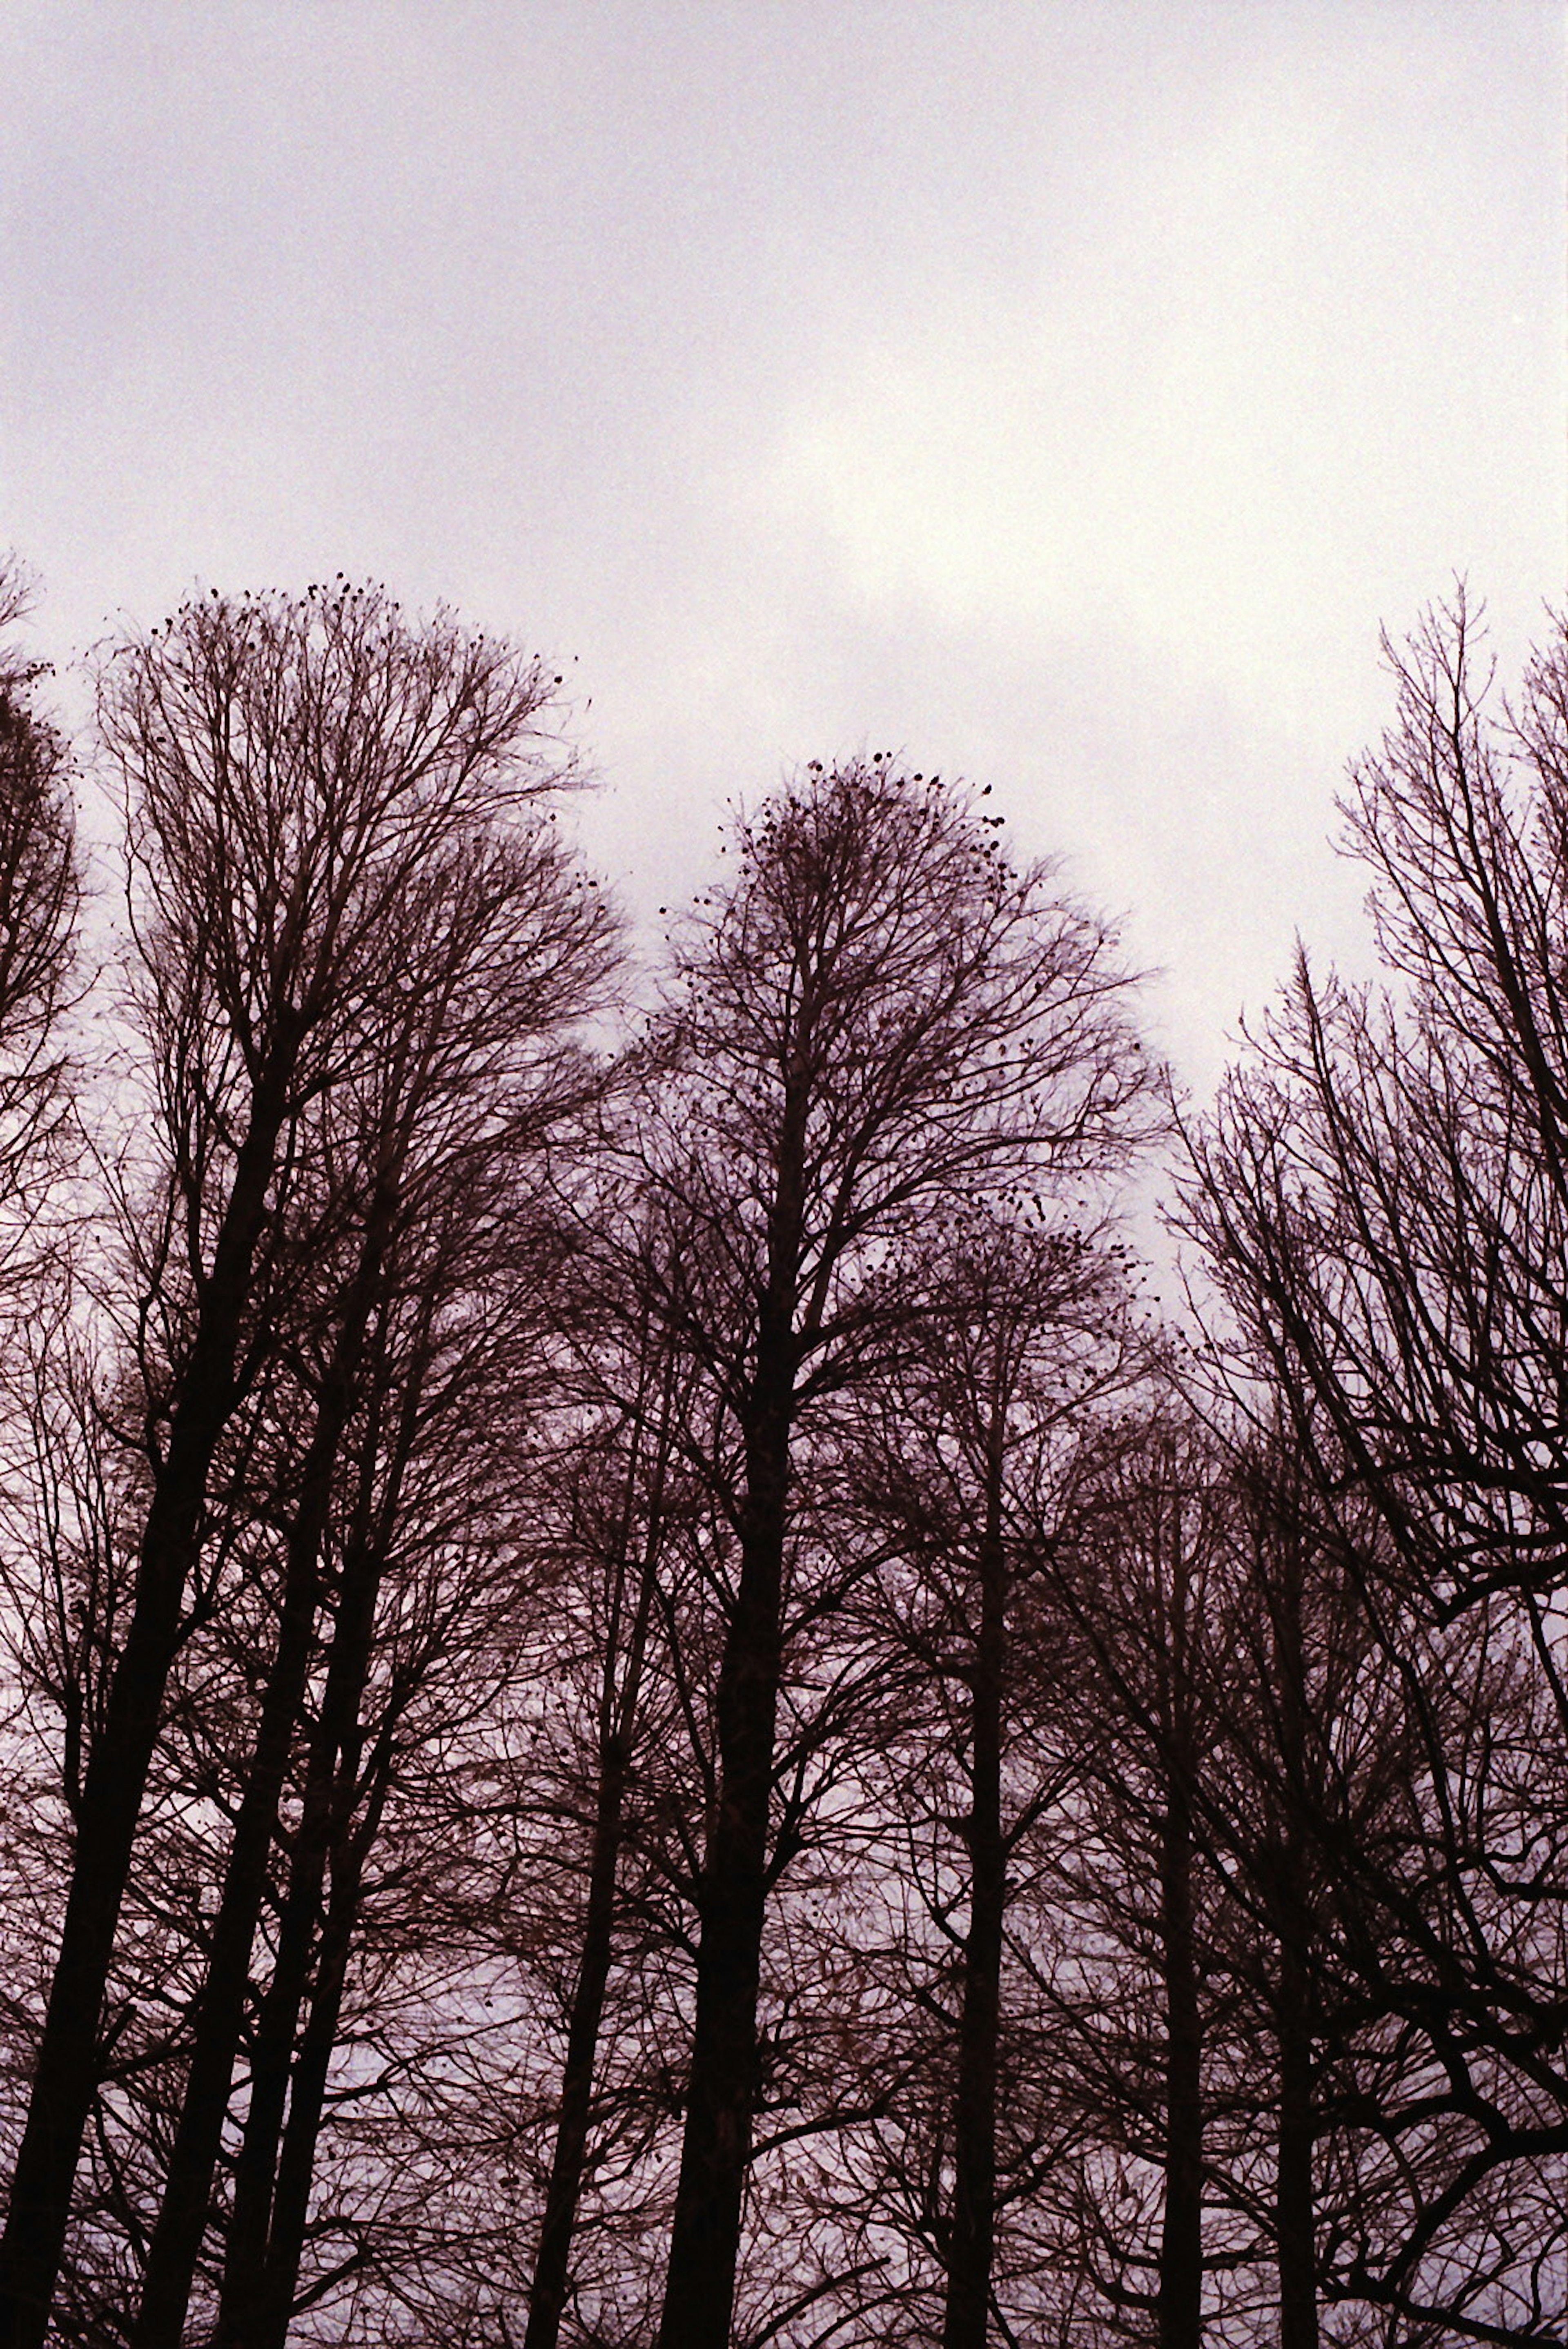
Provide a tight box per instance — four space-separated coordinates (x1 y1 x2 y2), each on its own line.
655 1316 794 2349
0 1070 295 2349
210 1353 414 2349
942 1434 1006 2349
525 1354 670 2349
1156 1779 1204 2349
208 1808 320 2345
130 1207 390 2349
523 1733 633 2349
1155 1476 1206 2349
654 1045 810 2349
1275 1927 1317 2349
245 1760 389 2349
1271 1534 1318 2349
207 1575 381 2347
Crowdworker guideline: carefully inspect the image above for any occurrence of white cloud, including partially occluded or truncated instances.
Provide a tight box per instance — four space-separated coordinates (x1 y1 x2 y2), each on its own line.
757 13 1561 735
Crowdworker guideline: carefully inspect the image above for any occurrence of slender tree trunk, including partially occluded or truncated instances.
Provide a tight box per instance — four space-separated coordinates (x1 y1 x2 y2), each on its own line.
209 1812 319 2346
245 1763 388 2349
525 1353 669 2349
655 1047 810 2349
1271 1532 1318 2349
131 1206 390 2349
207 1565 382 2349
211 1352 412 2349
1276 1928 1318 2349
523 1732 633 2349
655 1319 793 2349
1157 1778 1204 2349
942 1436 1006 2349
0 1074 294 2349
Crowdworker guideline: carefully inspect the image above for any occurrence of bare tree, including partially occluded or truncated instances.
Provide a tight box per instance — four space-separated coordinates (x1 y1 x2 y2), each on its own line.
960 1401 1237 2349
0 583 586 2349
519 1268 697 2349
126 795 617 2346
820 1214 1140 2348
1182 592 1568 2342
629 757 1158 2349
197 1136 604 2349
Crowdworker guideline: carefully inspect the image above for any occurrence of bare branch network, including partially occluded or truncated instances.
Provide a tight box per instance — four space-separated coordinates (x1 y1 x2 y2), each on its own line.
0 573 1559 2347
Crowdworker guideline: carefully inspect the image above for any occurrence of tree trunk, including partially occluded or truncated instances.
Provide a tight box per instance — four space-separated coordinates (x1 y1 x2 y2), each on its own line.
131 1207 389 2349
525 1357 668 2349
942 1438 1006 2349
523 1733 633 2349
245 1763 388 2349
1271 1530 1318 2349
211 1355 410 2349
654 1325 793 2349
1157 1779 1204 2349
209 1819 318 2346
0 1073 294 2349
1276 1929 1318 2349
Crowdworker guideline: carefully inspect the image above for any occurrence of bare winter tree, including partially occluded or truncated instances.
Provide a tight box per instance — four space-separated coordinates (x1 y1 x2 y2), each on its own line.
819 1213 1142 2349
1031 1412 1235 2349
628 758 1159 2349
1182 593 1568 2343
126 781 618 2347
519 1267 698 2349
0 584 595 2349
203 1182 584 2349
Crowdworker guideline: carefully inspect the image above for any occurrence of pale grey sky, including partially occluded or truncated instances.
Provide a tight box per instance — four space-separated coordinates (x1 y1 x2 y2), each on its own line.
3 1 1563 1087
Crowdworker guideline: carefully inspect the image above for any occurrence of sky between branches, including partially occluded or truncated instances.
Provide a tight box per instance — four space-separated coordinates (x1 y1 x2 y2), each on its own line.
2 0 1563 1090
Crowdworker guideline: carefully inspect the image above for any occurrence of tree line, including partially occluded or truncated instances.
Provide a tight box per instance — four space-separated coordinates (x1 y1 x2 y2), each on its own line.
0 566 1560 2346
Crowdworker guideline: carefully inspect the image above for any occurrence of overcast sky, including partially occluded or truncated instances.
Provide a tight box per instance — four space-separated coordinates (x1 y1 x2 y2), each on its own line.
3 0 1563 1090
